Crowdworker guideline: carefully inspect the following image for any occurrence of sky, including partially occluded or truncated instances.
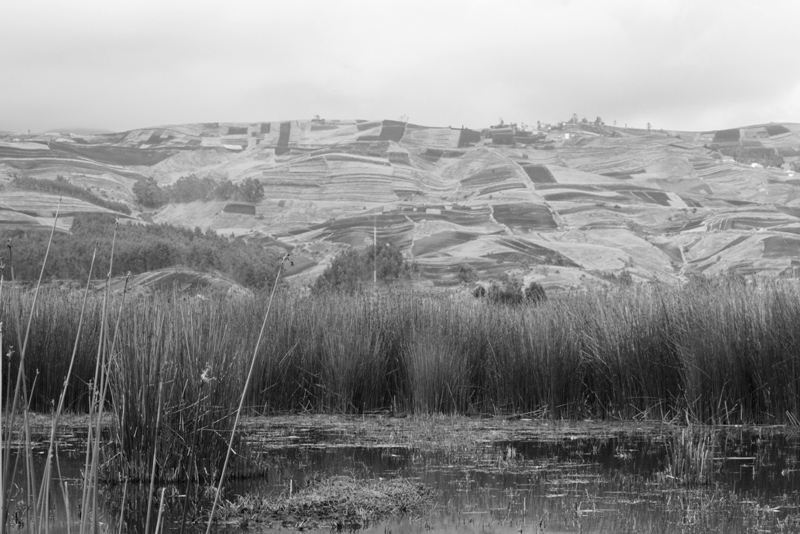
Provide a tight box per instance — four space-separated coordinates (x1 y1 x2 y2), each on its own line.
1 0 798 134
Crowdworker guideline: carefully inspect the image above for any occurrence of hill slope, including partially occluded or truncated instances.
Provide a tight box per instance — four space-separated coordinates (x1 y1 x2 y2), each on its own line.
2 119 799 290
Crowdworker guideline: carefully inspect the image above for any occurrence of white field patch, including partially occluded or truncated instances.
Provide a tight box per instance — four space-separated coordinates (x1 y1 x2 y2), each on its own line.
560 229 675 277
665 192 689 208
546 166 618 185
153 201 228 230
401 128 461 149
0 141 51 151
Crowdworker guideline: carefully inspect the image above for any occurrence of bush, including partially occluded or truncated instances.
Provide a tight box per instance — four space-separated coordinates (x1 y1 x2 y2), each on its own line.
314 244 412 293
486 274 523 305
132 177 167 207
457 263 477 284
525 282 547 303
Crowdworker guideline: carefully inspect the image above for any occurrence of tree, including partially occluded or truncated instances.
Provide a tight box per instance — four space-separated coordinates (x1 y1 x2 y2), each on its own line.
314 244 411 293
168 174 216 202
314 249 367 294
213 179 237 200
457 263 477 284
132 177 167 208
236 178 265 202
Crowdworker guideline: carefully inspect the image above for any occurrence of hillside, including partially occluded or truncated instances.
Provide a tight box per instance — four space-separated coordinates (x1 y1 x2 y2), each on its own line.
1 119 799 290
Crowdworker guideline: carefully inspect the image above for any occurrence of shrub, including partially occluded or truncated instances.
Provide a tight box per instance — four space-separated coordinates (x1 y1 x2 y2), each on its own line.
314 244 412 293
133 176 168 207
525 281 547 303
487 274 523 305
457 263 477 284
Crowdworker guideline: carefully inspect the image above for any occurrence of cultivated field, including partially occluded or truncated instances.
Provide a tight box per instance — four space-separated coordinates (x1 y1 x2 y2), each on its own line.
2 120 800 290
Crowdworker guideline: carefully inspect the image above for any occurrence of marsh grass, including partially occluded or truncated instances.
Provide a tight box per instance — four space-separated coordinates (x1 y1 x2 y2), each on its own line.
105 293 254 484
4 278 800 427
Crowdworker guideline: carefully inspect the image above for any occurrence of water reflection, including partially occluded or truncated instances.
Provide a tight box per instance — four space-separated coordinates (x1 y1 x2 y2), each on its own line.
6 424 800 533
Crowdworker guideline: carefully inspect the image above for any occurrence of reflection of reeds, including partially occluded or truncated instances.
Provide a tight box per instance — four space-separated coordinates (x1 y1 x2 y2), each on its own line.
660 427 716 486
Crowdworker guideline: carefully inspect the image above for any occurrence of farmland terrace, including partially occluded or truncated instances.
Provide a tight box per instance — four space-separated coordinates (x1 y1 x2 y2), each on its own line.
1 120 800 290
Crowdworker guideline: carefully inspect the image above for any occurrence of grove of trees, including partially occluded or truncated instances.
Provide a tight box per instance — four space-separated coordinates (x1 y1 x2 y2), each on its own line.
133 175 265 208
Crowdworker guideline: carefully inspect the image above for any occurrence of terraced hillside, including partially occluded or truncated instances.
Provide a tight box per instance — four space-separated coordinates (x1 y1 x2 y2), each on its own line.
1 119 799 290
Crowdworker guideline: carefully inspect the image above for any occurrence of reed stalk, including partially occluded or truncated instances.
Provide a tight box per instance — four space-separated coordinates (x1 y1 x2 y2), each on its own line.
35 246 97 534
205 253 290 533
0 199 60 534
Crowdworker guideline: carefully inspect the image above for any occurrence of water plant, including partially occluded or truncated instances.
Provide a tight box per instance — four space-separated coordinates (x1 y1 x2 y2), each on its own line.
659 427 717 486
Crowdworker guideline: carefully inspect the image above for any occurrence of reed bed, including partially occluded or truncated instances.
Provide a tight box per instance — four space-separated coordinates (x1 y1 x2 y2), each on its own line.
3 279 800 424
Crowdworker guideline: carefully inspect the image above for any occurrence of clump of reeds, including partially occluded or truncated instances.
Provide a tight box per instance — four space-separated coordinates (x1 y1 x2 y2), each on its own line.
104 293 254 484
658 427 717 486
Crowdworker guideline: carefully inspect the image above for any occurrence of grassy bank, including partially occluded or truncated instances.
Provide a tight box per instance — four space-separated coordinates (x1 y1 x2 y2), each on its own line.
3 277 800 424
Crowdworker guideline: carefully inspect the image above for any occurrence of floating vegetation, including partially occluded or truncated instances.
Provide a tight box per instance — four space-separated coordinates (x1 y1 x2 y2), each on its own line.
217 475 436 530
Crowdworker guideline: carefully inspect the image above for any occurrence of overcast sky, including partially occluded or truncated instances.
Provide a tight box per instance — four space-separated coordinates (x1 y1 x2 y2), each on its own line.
1 0 798 134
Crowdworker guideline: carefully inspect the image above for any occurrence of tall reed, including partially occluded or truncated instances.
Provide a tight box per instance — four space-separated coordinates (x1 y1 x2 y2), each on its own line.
5 278 800 424
659 427 717 485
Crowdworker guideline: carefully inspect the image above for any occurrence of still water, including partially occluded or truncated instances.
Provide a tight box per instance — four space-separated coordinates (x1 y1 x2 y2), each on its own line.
6 419 800 533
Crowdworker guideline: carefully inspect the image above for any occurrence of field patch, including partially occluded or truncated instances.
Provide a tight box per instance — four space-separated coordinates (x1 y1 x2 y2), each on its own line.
763 235 800 258
403 205 495 227
315 212 414 250
412 230 476 256
276 121 291 155
223 203 256 215
496 236 578 266
520 163 556 184
457 128 481 147
766 124 791 136
460 165 520 189
629 190 671 206
50 143 176 166
713 129 741 143
543 191 629 203
492 203 557 231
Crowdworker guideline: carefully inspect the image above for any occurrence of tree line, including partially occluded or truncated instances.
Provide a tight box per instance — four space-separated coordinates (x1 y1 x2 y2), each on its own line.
11 175 132 215
0 213 280 289
133 174 265 208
